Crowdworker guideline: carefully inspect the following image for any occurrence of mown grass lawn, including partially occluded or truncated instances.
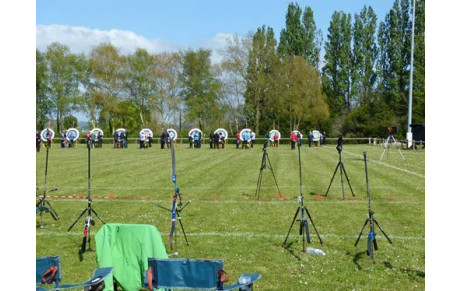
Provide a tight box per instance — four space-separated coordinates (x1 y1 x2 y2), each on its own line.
36 142 425 290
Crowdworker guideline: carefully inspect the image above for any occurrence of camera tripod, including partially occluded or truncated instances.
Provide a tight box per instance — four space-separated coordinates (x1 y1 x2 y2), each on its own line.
156 139 190 250
283 142 323 252
324 142 355 200
36 138 60 226
255 141 282 200
355 151 392 261
380 134 405 160
68 140 105 253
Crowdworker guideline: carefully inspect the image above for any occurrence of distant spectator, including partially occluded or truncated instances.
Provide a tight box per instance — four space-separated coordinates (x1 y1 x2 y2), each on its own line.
290 132 298 150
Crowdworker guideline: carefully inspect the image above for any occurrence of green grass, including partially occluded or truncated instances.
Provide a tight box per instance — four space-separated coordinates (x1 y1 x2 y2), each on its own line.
36 143 425 290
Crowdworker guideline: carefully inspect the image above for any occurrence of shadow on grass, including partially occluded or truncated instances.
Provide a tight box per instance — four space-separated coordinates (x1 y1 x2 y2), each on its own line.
282 241 302 261
352 251 367 270
384 261 425 278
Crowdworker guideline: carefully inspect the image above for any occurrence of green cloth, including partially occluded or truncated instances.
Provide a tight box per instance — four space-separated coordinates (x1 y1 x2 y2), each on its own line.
95 223 168 291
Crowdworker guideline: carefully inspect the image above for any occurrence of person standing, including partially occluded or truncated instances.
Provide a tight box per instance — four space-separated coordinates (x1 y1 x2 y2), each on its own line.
213 132 220 149
273 132 279 147
250 131 256 148
242 131 250 149
290 132 298 150
139 132 145 149
319 132 324 146
209 132 214 149
60 131 66 148
322 131 327 146
160 129 169 149
98 132 104 148
36 131 42 152
236 132 240 149
308 132 313 148
189 135 193 148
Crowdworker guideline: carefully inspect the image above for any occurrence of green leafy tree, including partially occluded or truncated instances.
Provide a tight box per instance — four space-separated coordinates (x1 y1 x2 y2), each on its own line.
412 0 425 124
278 3 305 57
36 49 51 129
63 115 78 129
302 6 321 69
179 49 222 129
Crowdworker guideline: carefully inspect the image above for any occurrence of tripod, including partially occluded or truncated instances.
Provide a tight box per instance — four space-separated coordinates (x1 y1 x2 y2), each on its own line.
324 140 355 199
355 151 392 261
380 134 405 160
283 142 323 252
255 141 282 200
36 138 59 226
156 139 190 250
68 140 105 253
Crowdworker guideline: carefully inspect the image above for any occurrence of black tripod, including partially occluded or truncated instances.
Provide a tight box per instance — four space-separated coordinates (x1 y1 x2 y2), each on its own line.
283 141 323 252
324 137 355 199
156 139 190 250
354 151 392 261
36 137 59 225
68 140 105 253
255 140 282 200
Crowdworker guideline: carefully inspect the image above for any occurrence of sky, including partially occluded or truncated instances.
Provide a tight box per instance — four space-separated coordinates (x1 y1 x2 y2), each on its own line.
36 0 395 62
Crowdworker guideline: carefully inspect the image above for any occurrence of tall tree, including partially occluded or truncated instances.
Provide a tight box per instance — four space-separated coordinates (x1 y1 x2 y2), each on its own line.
352 6 378 106
36 49 51 129
322 11 353 116
179 49 222 129
302 6 321 69
44 42 85 132
278 3 305 57
244 25 278 135
412 0 425 124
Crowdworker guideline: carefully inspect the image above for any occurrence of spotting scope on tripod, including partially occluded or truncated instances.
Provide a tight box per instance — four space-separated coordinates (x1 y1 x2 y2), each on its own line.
255 138 282 200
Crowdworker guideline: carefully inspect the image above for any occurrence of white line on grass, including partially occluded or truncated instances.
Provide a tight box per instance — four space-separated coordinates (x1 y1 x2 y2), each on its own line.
37 231 424 241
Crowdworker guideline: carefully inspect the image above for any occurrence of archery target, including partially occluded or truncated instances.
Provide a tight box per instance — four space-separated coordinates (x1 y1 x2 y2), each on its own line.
65 128 79 141
214 128 228 140
312 130 320 142
188 128 202 138
90 128 104 137
40 128 55 141
139 128 153 138
167 128 177 141
239 128 252 141
292 130 303 139
269 129 281 142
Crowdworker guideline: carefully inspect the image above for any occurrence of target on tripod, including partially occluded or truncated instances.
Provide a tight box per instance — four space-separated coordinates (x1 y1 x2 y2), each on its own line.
269 130 281 141
139 128 153 138
90 128 104 137
188 128 202 138
239 128 252 141
40 128 55 141
65 128 79 141
312 130 320 142
214 128 228 140
167 129 177 141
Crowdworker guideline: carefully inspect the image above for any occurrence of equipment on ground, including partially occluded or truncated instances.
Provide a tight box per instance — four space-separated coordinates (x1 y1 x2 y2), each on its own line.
324 137 355 199
67 138 105 253
354 151 392 261
255 138 282 200
283 141 323 252
156 138 190 250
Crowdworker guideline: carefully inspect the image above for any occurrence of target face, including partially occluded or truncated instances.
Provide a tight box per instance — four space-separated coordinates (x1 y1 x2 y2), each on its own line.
239 128 252 141
214 128 228 140
312 130 320 141
65 128 79 141
40 128 55 141
139 128 153 138
167 128 177 141
188 128 202 138
90 128 104 137
269 129 281 141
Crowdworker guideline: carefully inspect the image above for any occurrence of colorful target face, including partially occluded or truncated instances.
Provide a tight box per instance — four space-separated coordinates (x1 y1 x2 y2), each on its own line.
188 128 202 138
214 128 228 140
312 130 320 141
167 128 177 141
139 128 153 137
90 128 104 137
239 128 252 141
40 128 55 141
115 128 126 135
65 128 79 141
269 130 281 141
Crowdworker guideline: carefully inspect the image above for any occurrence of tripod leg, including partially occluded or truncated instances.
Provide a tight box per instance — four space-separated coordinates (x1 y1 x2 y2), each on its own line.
178 217 189 246
373 218 393 244
68 208 88 232
282 207 300 247
90 208 105 224
304 207 323 246
255 168 264 200
354 219 369 246
341 163 355 196
339 163 345 200
267 155 282 196
44 200 60 221
324 163 340 196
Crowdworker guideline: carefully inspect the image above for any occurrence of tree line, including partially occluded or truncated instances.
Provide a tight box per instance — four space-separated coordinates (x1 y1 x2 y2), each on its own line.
36 0 424 139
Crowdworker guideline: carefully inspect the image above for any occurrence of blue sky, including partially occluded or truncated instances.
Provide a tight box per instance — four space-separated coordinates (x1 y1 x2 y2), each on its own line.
36 0 395 58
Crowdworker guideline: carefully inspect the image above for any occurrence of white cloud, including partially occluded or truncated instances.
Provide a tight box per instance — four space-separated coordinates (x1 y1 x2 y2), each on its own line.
36 24 235 64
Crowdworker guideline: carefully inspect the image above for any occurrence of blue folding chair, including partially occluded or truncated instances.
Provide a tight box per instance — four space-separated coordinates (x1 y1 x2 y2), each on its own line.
36 256 113 290
144 258 261 290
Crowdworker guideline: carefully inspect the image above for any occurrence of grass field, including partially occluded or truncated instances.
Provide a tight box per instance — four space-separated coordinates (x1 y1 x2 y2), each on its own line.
36 142 425 290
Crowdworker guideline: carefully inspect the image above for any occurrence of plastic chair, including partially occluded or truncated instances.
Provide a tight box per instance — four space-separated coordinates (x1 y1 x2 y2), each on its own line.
144 258 261 290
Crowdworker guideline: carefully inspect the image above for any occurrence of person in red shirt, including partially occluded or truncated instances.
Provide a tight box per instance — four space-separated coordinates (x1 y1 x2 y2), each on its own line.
236 132 240 149
290 132 298 150
273 133 279 147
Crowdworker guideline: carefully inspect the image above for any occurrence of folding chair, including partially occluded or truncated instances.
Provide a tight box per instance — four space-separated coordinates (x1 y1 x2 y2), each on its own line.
36 256 113 290
144 258 261 290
